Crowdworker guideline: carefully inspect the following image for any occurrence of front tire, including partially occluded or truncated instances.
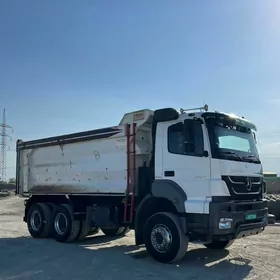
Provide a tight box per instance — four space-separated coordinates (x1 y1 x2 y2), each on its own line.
204 239 235 250
53 204 80 243
26 203 53 238
143 212 189 263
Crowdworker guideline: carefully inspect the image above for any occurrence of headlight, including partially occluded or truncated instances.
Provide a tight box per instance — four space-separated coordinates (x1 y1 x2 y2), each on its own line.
219 218 233 229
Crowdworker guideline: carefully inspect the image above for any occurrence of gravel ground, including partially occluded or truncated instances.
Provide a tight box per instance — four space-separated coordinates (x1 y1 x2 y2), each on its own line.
1 196 280 280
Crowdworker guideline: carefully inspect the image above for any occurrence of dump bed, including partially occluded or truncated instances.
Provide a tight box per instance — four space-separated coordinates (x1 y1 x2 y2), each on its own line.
16 110 153 197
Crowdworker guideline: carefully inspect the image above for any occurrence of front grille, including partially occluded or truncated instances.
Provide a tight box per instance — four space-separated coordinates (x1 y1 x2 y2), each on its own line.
222 175 263 200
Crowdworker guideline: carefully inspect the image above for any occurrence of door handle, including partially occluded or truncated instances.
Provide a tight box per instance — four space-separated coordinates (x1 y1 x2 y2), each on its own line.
164 170 175 177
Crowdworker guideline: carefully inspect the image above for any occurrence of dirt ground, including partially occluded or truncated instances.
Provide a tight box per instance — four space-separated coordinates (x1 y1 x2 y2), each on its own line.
1 196 280 280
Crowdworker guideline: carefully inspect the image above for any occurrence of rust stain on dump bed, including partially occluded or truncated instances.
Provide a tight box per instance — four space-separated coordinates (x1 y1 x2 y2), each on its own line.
29 185 91 194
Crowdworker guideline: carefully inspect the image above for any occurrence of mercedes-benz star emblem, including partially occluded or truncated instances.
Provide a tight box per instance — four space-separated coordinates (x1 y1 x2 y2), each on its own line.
245 177 252 191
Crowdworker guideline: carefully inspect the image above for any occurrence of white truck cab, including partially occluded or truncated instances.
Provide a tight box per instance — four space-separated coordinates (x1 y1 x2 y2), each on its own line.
155 108 263 213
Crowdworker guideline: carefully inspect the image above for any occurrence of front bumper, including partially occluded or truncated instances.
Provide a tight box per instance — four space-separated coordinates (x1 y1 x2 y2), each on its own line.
208 199 268 241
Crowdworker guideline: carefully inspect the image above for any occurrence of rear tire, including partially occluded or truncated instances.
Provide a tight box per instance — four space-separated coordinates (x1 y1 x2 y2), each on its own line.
204 239 235 250
101 226 130 237
143 212 189 263
26 203 53 238
53 204 80 243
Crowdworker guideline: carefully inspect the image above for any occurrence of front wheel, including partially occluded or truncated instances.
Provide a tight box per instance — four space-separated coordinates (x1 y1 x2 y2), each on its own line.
143 212 189 263
204 239 235 250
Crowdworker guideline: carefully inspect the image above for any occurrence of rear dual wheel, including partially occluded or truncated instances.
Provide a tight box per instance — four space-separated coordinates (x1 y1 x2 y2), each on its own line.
52 204 100 242
26 202 79 241
52 204 80 243
26 203 53 238
27 203 121 242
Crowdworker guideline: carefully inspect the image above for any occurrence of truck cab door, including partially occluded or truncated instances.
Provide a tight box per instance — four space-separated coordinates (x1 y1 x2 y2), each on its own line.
159 118 211 214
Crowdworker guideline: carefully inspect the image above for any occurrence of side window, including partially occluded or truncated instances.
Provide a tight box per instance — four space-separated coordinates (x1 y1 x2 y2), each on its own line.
168 122 185 155
168 120 205 156
188 120 204 156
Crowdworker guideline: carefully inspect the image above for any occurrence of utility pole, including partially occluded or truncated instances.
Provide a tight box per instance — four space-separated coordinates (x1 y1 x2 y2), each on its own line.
0 109 13 182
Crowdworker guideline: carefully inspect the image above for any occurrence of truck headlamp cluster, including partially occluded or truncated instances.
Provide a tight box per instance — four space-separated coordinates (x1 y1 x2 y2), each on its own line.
219 218 233 229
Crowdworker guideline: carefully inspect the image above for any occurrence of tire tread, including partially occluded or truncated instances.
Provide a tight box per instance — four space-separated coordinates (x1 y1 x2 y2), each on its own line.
77 220 91 241
62 204 80 243
37 203 53 238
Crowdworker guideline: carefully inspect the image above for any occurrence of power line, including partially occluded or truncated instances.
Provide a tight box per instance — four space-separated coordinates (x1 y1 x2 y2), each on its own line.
0 109 13 182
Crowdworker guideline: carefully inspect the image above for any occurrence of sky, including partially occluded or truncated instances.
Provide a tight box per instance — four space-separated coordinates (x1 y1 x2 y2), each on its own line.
0 0 280 179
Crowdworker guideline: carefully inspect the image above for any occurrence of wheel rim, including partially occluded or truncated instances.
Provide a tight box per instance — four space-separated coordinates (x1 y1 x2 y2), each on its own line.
150 224 172 253
54 213 68 235
30 211 42 231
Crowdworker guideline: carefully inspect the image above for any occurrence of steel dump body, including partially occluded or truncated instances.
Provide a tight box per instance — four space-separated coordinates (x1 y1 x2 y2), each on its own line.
16 110 153 197
17 126 127 195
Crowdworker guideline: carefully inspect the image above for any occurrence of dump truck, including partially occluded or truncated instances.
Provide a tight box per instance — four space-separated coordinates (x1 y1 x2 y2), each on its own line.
16 105 268 263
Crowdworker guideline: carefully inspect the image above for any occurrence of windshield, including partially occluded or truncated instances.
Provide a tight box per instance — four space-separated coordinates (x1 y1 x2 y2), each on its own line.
208 122 260 163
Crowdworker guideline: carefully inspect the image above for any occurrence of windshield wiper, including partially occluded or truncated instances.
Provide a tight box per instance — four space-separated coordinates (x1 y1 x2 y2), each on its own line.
242 155 261 163
219 151 243 161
